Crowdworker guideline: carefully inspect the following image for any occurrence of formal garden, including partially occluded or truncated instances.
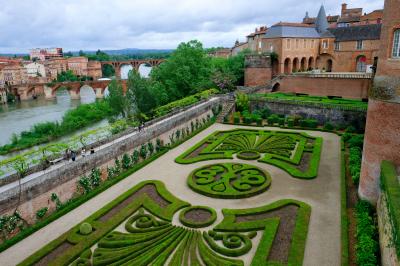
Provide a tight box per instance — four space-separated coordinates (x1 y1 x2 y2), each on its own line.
13 120 343 266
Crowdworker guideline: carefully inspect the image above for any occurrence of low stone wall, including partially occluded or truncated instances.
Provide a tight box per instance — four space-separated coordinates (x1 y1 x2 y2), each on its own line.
377 193 399 266
0 97 223 220
250 98 367 128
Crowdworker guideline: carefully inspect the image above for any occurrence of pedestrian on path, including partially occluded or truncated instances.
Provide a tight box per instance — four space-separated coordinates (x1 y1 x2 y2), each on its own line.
71 150 76 162
81 148 86 158
90 147 95 154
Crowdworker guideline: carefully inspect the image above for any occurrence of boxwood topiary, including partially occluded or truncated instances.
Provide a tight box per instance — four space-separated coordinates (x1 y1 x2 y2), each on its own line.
79 222 92 235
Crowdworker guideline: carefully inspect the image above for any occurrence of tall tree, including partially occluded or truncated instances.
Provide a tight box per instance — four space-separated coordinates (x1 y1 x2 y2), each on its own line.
126 71 158 120
151 40 212 101
106 80 130 118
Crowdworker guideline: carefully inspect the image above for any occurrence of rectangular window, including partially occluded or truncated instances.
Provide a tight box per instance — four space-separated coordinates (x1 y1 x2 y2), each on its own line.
322 40 328 49
311 40 315 48
335 42 340 50
356 40 363 50
392 30 400 58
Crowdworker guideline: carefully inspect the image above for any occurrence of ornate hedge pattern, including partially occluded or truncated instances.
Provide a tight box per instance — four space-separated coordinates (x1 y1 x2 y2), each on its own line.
21 181 311 266
188 163 271 198
176 129 323 179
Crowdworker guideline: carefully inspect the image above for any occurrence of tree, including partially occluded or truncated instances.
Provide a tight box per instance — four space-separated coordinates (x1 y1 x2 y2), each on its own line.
106 80 130 118
57 70 78 82
10 155 29 214
151 40 212 101
78 50 86 56
126 70 158 120
102 64 115 78
63 51 73 57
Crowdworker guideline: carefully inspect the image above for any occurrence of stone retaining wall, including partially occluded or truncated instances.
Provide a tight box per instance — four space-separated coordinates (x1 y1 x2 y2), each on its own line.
0 97 223 220
250 99 367 128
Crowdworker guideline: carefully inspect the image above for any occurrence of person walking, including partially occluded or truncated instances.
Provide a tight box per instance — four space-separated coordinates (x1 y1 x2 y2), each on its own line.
90 147 95 154
81 148 86 158
71 150 76 162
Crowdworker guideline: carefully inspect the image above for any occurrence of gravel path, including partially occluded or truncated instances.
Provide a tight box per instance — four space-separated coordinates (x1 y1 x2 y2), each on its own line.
0 123 341 266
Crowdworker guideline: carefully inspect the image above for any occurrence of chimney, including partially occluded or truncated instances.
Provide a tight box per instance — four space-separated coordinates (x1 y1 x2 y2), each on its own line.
342 3 347 13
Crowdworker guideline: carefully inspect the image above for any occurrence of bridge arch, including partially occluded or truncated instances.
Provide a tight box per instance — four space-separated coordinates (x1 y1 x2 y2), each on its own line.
138 63 153 78
101 63 115 78
120 64 134 79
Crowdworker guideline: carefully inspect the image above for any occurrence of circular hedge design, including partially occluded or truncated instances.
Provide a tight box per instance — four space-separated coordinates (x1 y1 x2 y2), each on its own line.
237 150 261 160
188 163 271 199
179 206 217 228
79 222 93 235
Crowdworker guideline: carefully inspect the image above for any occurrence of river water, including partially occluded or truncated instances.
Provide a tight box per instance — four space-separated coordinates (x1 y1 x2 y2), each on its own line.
0 87 97 146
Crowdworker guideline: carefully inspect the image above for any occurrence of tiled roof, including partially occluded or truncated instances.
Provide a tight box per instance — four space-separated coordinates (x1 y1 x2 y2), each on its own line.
338 16 361 23
328 24 381 41
264 24 320 38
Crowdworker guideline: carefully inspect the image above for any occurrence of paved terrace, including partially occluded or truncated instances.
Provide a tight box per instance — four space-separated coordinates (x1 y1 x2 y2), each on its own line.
0 123 342 266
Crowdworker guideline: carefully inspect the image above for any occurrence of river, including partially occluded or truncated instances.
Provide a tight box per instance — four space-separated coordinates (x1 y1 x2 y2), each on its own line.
0 87 97 146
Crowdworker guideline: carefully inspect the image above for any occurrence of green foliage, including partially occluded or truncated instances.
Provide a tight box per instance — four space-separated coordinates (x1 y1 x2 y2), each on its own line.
345 126 357 133
153 88 218 117
140 144 147 159
122 154 131 169
176 129 322 179
267 114 279 125
151 40 213 100
349 147 362 184
299 119 319 128
323 122 335 130
188 163 271 199
251 92 368 110
79 222 93 235
101 64 115 77
380 161 400 259
235 92 249 112
110 119 128 135
355 200 379 266
0 212 25 241
50 193 63 211
131 150 139 164
106 79 131 118
56 70 79 82
77 168 102 194
35 208 48 220
0 101 112 154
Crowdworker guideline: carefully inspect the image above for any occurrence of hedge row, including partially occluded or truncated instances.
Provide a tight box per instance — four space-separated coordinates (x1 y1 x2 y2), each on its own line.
19 181 190 266
215 199 311 265
187 163 271 199
179 206 217 228
176 128 322 179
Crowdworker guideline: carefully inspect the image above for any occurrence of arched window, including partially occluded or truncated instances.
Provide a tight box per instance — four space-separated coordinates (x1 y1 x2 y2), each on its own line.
392 29 400 58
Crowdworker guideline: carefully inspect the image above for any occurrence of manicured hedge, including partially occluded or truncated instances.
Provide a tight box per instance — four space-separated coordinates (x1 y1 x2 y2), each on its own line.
176 128 323 179
340 138 349 266
215 199 311 265
187 163 272 199
19 181 190 266
179 206 217 228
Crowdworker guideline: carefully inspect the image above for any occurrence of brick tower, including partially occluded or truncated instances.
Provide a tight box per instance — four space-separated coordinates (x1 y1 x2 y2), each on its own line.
358 0 400 203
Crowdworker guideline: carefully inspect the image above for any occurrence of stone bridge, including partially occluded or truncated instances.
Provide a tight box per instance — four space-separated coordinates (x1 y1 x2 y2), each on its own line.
101 59 164 78
9 80 128 101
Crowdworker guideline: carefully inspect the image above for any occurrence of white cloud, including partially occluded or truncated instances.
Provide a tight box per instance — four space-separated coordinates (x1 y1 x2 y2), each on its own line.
0 0 384 53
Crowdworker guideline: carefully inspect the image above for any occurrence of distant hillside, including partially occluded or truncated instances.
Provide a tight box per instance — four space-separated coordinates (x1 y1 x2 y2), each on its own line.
70 48 173 56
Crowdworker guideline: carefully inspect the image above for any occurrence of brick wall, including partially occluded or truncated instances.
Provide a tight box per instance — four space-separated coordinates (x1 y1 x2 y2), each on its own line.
275 75 371 99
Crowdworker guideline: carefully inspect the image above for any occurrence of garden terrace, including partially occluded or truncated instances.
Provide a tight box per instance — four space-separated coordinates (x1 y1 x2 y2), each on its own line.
0 123 342 266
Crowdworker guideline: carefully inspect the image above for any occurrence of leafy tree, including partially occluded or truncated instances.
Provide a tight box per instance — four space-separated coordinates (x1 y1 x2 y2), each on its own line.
151 40 212 101
106 80 130 118
57 70 79 82
22 55 30 60
126 70 158 119
63 51 73 57
78 50 86 56
101 64 115 77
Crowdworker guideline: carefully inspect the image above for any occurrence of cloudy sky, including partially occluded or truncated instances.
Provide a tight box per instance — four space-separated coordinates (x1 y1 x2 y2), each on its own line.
0 0 384 53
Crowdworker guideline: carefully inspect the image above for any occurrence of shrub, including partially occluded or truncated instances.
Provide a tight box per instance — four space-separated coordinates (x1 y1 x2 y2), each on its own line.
243 115 252 125
36 208 48 220
355 200 378 266
79 222 92 235
300 119 318 128
140 144 147 159
346 126 357 133
348 134 364 149
287 118 294 127
155 139 163 152
323 122 334 130
131 150 139 164
278 118 285 126
267 114 279 125
260 107 271 119
122 154 131 169
233 112 241 124
349 147 362 184
147 142 154 156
